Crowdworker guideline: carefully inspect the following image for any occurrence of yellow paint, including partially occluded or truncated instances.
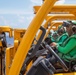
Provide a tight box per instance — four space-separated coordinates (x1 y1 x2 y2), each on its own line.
8 0 57 75
14 29 26 56
0 41 2 47
45 14 76 21
0 26 13 75
6 47 14 75
13 40 19 56
14 29 26 42
6 29 26 75
34 5 76 14
0 26 13 37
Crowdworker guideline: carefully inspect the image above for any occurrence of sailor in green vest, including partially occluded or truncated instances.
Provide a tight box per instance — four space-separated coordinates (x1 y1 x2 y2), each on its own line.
49 24 68 45
56 25 69 46
48 21 76 66
47 24 68 57
50 31 58 42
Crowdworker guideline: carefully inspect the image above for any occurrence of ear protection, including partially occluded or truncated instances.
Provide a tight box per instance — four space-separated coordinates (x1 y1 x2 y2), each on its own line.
72 25 76 32
57 27 65 34
67 20 76 32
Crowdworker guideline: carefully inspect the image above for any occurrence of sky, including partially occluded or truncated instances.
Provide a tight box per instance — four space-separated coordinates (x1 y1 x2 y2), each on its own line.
0 0 76 29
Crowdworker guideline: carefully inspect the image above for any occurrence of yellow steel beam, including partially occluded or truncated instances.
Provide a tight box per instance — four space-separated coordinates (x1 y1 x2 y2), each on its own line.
8 0 57 75
6 48 11 75
50 5 76 15
45 14 76 21
0 26 13 37
6 47 14 75
14 29 26 57
33 5 76 15
14 29 26 42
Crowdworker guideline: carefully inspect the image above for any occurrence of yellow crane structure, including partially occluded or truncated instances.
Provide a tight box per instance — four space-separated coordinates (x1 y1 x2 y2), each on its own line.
6 14 76 75
8 0 57 75
1 0 76 75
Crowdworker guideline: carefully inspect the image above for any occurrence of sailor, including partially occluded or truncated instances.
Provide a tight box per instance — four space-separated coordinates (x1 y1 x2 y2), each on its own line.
49 21 76 65
56 25 68 46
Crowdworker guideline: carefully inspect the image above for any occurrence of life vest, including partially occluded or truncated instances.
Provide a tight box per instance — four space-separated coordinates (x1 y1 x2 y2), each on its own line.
58 34 76 62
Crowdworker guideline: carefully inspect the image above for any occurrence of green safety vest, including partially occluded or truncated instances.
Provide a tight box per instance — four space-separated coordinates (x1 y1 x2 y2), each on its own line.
58 34 76 62
56 33 68 45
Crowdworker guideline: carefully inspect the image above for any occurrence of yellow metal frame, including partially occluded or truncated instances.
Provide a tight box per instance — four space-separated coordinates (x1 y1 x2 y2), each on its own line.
6 47 14 75
33 4 76 75
6 28 26 75
36 14 76 42
0 26 13 37
33 5 76 15
14 29 26 54
0 26 13 75
6 10 74 75
6 1 76 75
14 29 26 42
45 14 76 21
44 14 76 29
8 0 57 75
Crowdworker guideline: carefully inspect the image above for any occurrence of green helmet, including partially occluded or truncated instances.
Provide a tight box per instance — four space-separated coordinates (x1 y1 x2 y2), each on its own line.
71 20 76 25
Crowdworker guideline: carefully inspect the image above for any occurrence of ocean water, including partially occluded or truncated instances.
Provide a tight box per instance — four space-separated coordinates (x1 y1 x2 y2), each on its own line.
6 36 14 46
